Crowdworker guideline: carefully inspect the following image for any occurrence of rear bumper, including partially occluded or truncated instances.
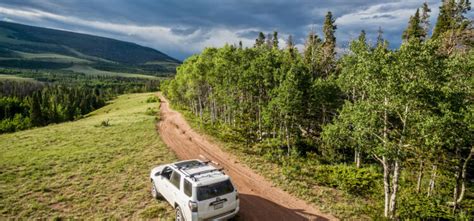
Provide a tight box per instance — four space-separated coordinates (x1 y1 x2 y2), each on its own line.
197 206 239 221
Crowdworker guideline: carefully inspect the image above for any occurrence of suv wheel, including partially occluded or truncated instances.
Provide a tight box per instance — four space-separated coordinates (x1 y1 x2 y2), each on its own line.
151 181 161 199
175 206 184 221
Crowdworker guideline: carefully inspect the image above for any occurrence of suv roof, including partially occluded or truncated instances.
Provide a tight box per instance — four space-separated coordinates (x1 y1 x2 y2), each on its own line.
170 159 229 186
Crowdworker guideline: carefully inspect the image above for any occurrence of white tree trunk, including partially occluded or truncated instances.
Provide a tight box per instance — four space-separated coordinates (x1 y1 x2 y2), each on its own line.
382 157 391 218
416 160 424 193
389 160 400 218
355 149 361 168
427 164 437 197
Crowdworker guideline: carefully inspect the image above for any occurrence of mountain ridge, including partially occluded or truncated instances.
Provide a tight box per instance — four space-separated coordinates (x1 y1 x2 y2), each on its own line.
0 21 180 76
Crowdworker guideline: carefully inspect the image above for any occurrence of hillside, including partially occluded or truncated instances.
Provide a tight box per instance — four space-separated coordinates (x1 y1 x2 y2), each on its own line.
0 21 180 76
0 93 175 219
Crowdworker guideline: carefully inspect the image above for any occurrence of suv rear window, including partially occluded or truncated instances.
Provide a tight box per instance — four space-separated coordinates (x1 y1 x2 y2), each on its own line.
197 180 234 201
184 179 192 197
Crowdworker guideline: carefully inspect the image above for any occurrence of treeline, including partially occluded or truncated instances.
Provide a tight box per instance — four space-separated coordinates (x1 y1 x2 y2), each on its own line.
0 69 161 94
163 1 473 219
1 70 162 133
0 81 109 133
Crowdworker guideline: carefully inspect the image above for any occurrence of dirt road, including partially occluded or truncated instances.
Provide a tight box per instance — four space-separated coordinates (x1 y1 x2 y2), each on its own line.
157 94 337 221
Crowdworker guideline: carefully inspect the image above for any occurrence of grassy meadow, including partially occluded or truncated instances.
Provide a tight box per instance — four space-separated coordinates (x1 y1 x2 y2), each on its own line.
0 93 176 219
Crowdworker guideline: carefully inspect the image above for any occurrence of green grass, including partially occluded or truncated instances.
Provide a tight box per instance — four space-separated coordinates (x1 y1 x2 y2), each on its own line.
0 93 176 219
65 64 160 79
0 74 35 81
13 51 92 64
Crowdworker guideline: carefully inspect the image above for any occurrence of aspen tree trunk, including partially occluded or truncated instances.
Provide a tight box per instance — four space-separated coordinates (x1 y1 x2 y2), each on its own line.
355 148 361 168
450 147 473 210
285 119 290 156
389 160 400 218
427 164 437 197
456 148 473 203
388 104 408 218
382 96 390 218
198 96 203 119
383 157 391 218
416 160 424 193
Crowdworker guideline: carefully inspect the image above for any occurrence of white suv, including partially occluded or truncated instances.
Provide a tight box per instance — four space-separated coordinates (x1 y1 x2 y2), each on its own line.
150 159 240 221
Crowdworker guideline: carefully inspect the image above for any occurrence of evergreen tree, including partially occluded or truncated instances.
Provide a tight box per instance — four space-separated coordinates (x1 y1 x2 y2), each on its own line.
303 31 322 78
377 27 387 47
402 9 424 42
321 11 337 76
272 31 279 48
266 33 273 48
432 0 456 39
255 32 266 47
421 2 431 39
29 92 43 126
358 30 366 44
286 35 294 49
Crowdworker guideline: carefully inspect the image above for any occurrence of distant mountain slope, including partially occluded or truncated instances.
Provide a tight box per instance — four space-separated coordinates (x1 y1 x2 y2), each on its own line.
0 21 180 76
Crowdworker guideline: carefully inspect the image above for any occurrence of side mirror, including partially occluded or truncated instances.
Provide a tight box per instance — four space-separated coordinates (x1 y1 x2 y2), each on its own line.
154 172 161 177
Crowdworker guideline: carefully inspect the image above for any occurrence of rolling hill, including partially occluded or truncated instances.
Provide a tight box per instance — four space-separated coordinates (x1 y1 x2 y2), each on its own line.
0 21 180 77
0 93 175 219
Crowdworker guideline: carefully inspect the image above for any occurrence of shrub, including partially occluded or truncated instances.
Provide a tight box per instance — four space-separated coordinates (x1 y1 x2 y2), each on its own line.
313 164 381 195
146 96 159 103
100 119 110 127
145 107 157 116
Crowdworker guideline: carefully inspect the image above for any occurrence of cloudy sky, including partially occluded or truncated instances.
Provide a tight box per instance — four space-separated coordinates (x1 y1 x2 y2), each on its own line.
0 0 471 60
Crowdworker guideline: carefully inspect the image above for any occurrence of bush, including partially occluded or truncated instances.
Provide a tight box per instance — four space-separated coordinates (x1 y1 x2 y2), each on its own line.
397 193 452 219
145 107 157 116
146 96 159 103
100 119 110 127
313 164 381 195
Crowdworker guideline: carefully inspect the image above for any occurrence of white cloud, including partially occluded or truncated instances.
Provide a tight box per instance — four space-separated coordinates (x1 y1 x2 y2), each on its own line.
0 5 260 59
335 2 420 32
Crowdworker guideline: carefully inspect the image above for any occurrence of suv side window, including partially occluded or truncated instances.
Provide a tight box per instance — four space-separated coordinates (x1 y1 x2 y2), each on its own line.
170 171 181 189
162 166 172 180
184 179 192 197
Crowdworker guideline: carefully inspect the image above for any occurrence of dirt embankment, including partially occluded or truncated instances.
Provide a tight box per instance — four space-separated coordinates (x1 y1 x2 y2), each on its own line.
157 94 337 221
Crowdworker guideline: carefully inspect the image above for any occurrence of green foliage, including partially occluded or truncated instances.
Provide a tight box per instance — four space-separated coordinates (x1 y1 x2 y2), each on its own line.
145 107 157 116
402 9 425 42
0 67 165 133
311 165 381 195
146 96 159 103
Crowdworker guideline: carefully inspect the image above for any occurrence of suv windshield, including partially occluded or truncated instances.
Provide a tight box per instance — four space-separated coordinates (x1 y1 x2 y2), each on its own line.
197 180 234 201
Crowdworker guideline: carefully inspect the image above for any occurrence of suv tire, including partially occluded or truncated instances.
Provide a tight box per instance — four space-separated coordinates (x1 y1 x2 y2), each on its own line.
175 206 184 221
151 181 161 199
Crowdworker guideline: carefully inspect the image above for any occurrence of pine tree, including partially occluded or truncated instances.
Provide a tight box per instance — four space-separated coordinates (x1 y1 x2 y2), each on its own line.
432 0 456 39
272 31 279 48
377 27 387 47
29 92 43 126
402 9 424 42
323 12 337 47
286 35 294 49
304 31 322 78
433 0 472 53
321 11 337 76
266 33 273 48
255 32 266 47
358 30 366 43
421 2 431 39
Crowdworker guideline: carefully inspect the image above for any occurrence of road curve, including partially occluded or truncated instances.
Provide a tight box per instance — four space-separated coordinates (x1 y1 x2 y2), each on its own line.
156 93 337 221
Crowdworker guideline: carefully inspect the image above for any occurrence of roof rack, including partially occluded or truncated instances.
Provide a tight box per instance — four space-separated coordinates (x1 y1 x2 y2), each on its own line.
189 168 224 179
